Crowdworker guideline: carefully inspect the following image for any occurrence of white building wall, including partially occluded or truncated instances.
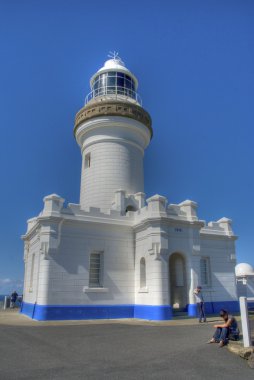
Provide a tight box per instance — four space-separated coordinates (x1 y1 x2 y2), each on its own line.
80 141 144 212
38 222 135 306
75 116 151 213
23 235 40 304
200 236 237 302
134 220 238 311
22 193 239 319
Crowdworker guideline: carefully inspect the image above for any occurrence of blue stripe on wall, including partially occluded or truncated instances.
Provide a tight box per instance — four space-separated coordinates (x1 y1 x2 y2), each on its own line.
134 305 173 320
21 301 240 321
21 303 134 321
20 302 36 318
187 301 240 317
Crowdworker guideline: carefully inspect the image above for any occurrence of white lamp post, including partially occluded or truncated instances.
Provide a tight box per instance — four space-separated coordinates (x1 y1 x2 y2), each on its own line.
235 263 254 348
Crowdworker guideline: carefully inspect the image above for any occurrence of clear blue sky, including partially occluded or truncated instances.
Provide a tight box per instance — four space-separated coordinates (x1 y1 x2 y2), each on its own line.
0 0 254 294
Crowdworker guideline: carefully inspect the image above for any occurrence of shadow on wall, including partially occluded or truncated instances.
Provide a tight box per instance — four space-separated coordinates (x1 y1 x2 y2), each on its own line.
202 270 239 314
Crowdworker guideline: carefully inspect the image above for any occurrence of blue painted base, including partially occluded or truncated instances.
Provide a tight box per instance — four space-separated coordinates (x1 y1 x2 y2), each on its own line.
21 303 173 321
187 301 240 317
21 303 134 321
187 303 197 317
21 301 240 321
134 305 172 320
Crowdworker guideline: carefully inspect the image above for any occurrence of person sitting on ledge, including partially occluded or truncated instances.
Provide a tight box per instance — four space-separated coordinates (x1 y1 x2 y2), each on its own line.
208 309 240 347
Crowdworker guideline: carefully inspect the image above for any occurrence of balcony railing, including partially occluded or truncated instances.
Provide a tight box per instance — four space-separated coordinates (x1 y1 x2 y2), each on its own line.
85 86 142 106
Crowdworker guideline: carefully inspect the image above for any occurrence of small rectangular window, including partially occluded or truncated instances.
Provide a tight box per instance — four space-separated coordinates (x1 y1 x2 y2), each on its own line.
140 258 146 289
84 153 91 169
89 252 103 287
200 257 211 286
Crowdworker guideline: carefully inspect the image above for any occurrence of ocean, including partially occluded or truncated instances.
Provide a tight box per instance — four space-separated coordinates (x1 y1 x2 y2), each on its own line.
0 295 6 308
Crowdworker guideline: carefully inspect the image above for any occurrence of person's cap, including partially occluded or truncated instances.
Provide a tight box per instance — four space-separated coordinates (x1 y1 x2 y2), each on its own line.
197 285 202 289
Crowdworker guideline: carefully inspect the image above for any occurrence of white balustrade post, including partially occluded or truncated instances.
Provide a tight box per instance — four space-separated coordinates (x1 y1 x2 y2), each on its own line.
239 296 251 348
3 296 9 310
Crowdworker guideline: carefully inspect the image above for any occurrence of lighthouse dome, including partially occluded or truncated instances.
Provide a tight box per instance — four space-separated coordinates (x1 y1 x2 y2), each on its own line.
91 57 138 87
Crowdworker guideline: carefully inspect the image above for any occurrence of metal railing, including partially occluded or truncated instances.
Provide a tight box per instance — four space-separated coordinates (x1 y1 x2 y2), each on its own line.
2 296 23 310
85 86 142 106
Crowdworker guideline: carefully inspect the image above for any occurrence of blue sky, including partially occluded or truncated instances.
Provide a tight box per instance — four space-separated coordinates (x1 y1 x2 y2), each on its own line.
0 0 254 293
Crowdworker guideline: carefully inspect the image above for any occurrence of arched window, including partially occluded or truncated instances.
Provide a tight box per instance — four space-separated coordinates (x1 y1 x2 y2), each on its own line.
175 257 184 287
140 257 146 288
125 205 136 213
84 153 91 169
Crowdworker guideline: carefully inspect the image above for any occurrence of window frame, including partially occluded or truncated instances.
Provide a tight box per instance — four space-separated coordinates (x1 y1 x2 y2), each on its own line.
140 257 146 289
89 251 103 288
84 153 91 169
200 256 211 287
91 72 136 100
29 253 35 292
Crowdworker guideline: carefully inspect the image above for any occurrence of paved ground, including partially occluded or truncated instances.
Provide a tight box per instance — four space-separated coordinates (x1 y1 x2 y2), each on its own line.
0 310 253 380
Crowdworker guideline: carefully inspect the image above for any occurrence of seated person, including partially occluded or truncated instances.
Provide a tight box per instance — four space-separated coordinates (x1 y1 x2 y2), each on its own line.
208 309 239 347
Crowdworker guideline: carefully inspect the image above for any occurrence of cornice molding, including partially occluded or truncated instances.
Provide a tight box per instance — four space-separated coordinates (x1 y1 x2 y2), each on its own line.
133 216 205 232
74 101 153 137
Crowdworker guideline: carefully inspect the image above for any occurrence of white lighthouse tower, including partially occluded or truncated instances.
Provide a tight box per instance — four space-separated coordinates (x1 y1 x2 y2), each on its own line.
21 54 239 321
75 53 152 213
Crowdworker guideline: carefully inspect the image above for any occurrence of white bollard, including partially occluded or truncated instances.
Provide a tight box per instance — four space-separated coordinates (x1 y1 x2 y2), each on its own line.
239 296 251 348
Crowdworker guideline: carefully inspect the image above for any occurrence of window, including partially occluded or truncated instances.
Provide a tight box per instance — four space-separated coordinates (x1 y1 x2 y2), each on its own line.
84 153 91 169
29 253 35 291
140 257 146 288
175 257 184 286
117 76 124 88
89 252 103 288
91 72 136 100
200 257 211 286
125 205 136 213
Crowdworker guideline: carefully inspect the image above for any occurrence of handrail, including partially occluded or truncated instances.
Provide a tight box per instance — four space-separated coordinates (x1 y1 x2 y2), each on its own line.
85 86 142 106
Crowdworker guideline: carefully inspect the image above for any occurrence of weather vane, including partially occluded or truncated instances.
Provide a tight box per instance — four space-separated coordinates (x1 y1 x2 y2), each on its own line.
108 51 124 65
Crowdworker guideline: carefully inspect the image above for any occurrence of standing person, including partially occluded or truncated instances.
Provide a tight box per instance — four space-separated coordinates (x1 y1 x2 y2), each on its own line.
10 291 18 308
194 285 206 323
208 309 239 347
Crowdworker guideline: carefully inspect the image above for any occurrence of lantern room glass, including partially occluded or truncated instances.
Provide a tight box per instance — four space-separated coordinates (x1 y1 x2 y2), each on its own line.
91 71 136 100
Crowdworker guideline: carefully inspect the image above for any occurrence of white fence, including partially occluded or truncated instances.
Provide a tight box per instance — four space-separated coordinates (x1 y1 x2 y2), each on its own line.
239 296 254 347
1 296 22 310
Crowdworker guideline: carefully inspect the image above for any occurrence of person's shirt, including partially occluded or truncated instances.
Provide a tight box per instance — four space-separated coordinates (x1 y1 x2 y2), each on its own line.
11 292 18 301
194 290 204 303
228 315 239 334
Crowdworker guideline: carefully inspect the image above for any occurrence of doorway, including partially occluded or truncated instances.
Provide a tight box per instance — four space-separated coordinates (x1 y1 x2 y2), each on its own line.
169 253 187 311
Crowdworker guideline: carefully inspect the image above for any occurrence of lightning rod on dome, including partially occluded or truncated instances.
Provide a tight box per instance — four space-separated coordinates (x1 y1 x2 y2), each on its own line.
107 51 124 65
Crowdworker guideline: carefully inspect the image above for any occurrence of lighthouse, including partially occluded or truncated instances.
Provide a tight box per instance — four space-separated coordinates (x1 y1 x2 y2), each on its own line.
74 53 152 213
21 54 239 321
